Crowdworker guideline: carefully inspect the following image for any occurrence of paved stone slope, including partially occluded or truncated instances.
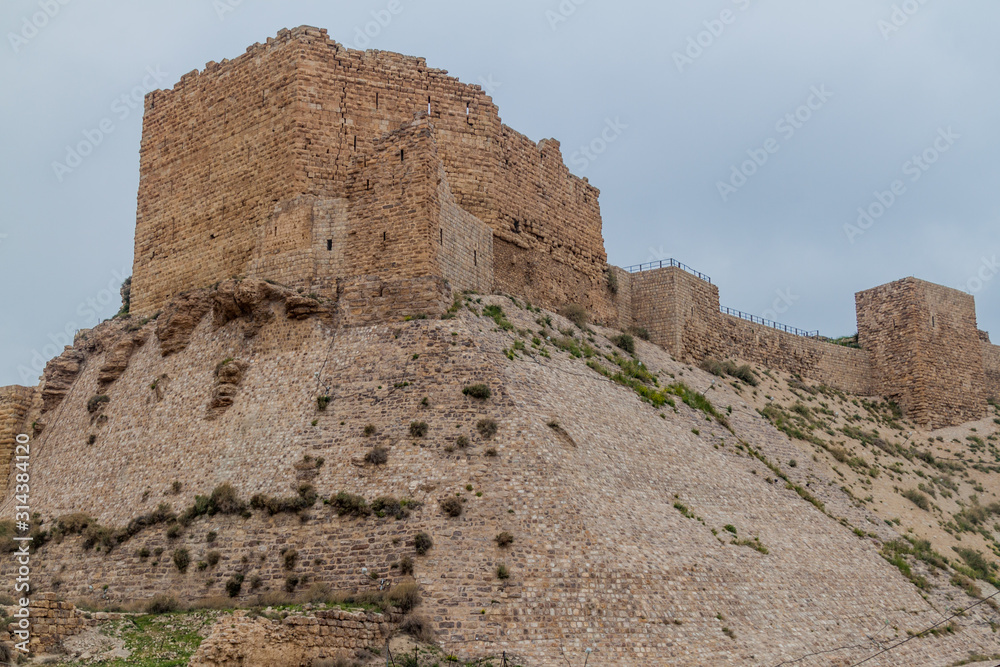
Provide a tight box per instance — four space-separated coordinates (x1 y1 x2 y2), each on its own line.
1 285 997 665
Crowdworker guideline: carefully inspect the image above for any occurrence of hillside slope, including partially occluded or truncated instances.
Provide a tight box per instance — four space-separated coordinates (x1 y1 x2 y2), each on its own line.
2 280 998 666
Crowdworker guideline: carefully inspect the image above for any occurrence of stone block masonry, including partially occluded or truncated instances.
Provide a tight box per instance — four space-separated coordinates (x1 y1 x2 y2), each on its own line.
124 24 1000 428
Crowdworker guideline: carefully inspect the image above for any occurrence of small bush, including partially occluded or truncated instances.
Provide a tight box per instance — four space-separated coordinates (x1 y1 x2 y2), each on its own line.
440 497 463 518
485 448 498 457
605 269 619 294
455 435 470 449
251 484 319 516
284 575 300 593
462 384 491 400
166 524 182 540
146 595 180 614
171 481 182 494
365 447 389 465
172 548 190 572
409 421 429 437
560 304 589 328
495 531 514 548
330 492 371 518
628 326 650 341
398 555 415 576
477 418 498 439
225 574 245 598
363 424 377 437
317 395 331 411
206 550 221 567
612 334 635 354
724 525 737 535
413 532 433 555
495 563 510 580
399 613 435 643
283 549 298 570
386 581 421 613
87 395 110 413
206 531 217 543
902 489 931 511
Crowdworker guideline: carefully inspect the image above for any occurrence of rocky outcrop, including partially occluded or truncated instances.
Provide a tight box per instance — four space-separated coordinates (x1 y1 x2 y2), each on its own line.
41 348 86 413
97 332 148 386
207 359 248 415
156 292 212 357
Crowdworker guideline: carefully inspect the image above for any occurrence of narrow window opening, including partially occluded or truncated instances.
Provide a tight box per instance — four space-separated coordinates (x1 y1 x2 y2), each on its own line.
474 250 477 266
274 227 278 236
932 316 936 328
366 179 370 190
353 136 357 150
466 102 470 116
439 229 443 245
327 239 333 251
513 221 520 233
376 92 379 109
401 149 405 162
428 96 432 115
383 231 387 242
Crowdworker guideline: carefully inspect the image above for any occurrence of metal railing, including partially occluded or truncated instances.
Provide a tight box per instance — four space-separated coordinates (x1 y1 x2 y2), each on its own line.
624 258 712 284
720 306 820 338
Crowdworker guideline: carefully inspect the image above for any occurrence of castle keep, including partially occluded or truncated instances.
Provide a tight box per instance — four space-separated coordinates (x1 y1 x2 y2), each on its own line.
80 25 1000 430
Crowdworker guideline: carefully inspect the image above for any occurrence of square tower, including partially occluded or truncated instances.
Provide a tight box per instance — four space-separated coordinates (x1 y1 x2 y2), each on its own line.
856 278 986 428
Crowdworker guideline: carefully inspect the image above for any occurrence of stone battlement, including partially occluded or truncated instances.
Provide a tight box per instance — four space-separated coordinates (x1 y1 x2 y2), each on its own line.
121 26 998 429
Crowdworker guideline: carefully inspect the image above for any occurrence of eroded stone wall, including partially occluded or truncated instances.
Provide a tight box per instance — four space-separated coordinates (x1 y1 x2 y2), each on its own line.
0 385 33 496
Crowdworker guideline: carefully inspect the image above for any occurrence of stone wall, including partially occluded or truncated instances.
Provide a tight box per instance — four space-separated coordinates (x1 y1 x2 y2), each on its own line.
190 609 401 666
982 341 1000 402
857 278 987 428
625 267 877 396
4 594 95 654
132 26 605 319
0 386 33 497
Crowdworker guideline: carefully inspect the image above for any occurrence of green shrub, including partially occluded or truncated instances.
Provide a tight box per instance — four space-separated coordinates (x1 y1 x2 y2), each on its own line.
330 492 371 518
413 531 433 555
87 395 110 413
250 484 319 516
482 305 514 331
455 435 470 449
902 489 931 511
409 421 429 437
225 574 244 598
612 334 635 354
628 326 650 341
206 531 217 543
605 270 619 294
206 550 221 567
172 548 190 572
284 575 299 593
371 496 419 520
282 549 298 570
440 497 463 517
560 304 589 328
399 555 414 575
495 531 514 548
495 563 510 580
476 418 498 439
462 384 491 400
145 595 180 614
365 446 389 465
317 395 331 411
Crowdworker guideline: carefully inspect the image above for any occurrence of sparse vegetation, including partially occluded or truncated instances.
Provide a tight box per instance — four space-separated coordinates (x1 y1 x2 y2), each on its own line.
409 421 429 437
172 548 190 572
476 418 498 439
612 333 635 354
463 384 491 400
414 532 433 555
902 489 931 511
87 395 110 413
495 531 514 548
560 303 589 328
329 492 372 518
440 497 463 518
365 446 389 465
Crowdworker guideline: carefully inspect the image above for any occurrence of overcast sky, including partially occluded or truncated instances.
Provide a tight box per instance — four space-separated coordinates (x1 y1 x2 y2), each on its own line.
2 0 997 386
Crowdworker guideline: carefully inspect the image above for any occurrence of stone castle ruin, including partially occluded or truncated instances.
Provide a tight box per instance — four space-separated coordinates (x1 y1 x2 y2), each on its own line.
116 26 999 432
